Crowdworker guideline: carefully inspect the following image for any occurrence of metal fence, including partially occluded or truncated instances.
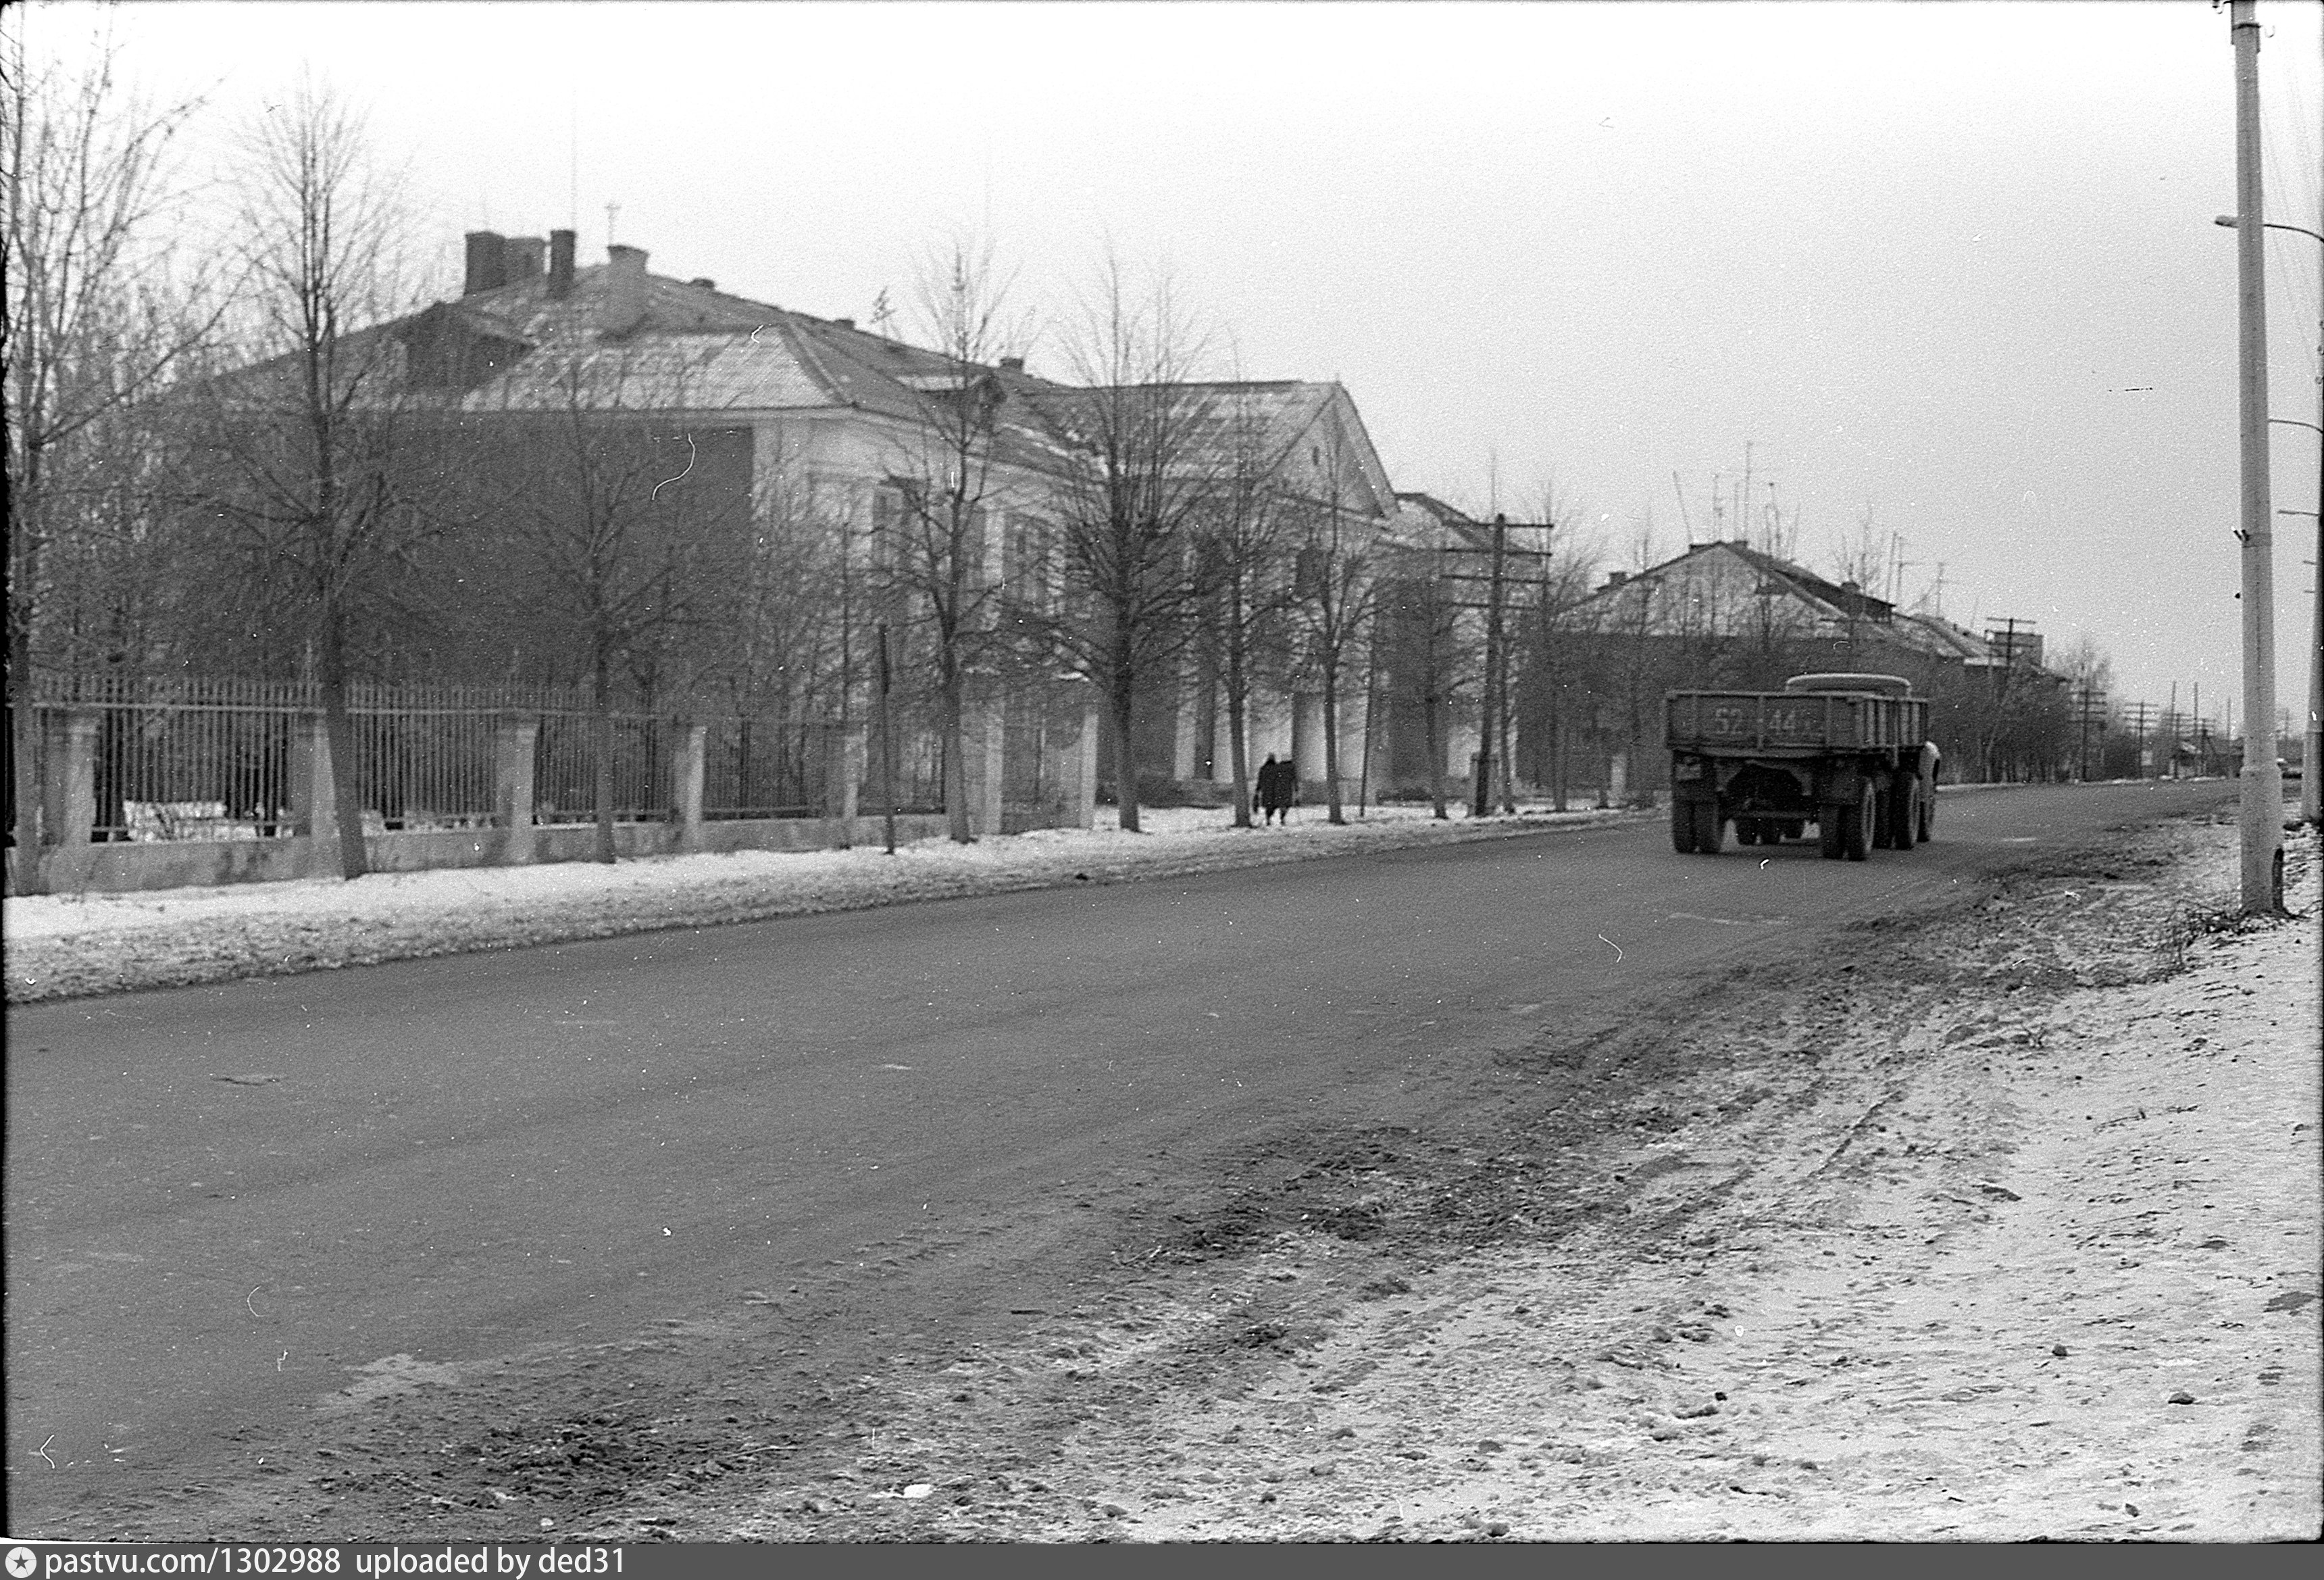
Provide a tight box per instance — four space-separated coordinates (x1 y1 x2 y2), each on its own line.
532 710 665 826
702 714 831 820
15 674 871 843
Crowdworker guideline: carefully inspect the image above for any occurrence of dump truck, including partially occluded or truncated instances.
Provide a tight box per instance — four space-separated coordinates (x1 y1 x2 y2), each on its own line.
1665 672 1940 860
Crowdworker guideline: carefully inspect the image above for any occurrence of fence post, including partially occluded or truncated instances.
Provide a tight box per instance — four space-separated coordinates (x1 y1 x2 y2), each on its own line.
669 722 707 854
41 709 99 849
290 714 338 862
494 714 539 865
963 690 1005 837
823 721 863 836
1048 679 1099 831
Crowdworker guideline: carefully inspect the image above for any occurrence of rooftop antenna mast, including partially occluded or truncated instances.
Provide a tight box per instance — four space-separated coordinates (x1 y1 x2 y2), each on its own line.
1672 472 1694 545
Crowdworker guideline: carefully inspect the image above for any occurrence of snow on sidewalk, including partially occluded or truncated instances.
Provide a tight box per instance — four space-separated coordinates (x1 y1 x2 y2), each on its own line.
3 804 1632 1004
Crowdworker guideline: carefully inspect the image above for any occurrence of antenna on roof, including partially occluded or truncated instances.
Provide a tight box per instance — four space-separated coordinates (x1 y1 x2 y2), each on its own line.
1672 472 1694 545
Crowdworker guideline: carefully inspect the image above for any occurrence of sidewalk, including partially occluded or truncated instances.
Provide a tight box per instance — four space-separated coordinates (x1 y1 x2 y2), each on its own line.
3 804 1637 1004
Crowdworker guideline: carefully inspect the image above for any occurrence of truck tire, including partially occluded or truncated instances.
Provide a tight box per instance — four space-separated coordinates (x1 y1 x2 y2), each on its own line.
1917 785 1935 844
1818 804 1846 860
1842 781 1875 861
1736 820 1759 846
1692 798 1725 854
1671 797 1698 854
1872 785 1896 850
1889 775 1918 850
1784 819 1806 841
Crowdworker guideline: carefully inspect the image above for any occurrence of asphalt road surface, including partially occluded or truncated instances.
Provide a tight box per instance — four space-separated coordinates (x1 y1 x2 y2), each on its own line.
4 779 2241 1534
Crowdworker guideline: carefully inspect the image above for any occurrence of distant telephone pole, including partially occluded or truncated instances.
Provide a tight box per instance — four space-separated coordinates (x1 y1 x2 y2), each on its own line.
2075 685 2108 781
2127 701 2155 779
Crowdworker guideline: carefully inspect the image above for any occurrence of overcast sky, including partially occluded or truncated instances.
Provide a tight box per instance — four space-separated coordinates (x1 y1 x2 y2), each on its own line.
23 0 2324 735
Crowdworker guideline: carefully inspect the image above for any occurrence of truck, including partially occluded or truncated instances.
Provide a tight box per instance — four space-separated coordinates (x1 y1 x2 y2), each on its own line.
1664 672 1940 860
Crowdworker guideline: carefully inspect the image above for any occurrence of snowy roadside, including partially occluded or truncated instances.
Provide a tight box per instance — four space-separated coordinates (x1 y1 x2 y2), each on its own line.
3 804 1640 1004
635 814 2319 1544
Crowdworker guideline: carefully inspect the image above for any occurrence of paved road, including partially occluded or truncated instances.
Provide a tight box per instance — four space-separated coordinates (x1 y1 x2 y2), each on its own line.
3 779 2238 1531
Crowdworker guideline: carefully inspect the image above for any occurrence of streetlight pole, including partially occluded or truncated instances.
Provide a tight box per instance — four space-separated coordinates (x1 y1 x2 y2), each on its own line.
2228 0 2285 912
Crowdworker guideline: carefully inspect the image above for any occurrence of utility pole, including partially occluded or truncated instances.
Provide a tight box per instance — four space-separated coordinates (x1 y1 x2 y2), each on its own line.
2229 0 2286 912
2308 3 2322 827
2127 701 2154 779
2076 685 2107 781
1471 513 1509 817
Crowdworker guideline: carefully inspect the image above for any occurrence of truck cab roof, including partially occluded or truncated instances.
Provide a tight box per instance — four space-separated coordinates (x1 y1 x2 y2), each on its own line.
1783 672 1915 697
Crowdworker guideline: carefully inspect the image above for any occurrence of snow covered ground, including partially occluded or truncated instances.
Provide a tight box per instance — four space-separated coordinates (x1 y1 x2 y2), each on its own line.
3 803 1635 1003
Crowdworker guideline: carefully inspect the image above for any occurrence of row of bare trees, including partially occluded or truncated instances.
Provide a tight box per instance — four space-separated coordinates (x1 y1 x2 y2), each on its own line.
3 45 819 885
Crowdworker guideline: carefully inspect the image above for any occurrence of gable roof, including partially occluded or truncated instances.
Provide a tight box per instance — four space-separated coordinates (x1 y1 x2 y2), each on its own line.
1015 378 1400 518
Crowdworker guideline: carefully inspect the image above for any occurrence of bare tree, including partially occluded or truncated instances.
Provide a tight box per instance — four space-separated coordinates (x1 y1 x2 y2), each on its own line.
3 16 218 885
186 76 429 879
1400 530 1471 820
1289 422 1376 824
1034 255 1222 833
878 237 1034 843
1193 382 1296 827
1518 498 1605 812
468 351 755 861
1826 503 1891 660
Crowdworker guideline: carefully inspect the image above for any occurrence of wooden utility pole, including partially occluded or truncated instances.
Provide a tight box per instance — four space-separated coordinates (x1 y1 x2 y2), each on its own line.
2229 0 2286 911
1471 513 1509 817
2127 701 2155 779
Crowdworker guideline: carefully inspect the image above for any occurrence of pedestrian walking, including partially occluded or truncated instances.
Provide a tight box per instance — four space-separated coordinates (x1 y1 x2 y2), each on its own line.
1257 754 1296 826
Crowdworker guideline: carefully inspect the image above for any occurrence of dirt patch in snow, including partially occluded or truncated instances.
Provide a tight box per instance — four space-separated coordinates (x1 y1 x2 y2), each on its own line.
80 809 2315 1544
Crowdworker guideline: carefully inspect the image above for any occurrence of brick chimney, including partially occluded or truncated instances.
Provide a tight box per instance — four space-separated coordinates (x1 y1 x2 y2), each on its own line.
463 230 507 295
603 243 649 335
548 229 576 298
503 235 546 282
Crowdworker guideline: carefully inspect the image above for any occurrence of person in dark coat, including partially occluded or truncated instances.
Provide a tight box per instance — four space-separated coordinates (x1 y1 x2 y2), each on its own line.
1257 754 1294 825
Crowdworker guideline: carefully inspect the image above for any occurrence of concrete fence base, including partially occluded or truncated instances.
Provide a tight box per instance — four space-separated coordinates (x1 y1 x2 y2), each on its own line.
7 686 1107 897
17 810 1083 897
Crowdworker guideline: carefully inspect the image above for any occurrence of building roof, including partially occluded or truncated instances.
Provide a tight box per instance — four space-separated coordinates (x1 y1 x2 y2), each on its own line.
207 239 1402 509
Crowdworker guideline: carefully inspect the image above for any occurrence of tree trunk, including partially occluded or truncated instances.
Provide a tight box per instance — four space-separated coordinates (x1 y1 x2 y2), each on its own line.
942 659 973 844
592 647 617 864
1423 687 1446 820
9 622 47 895
318 599 370 880
1109 670 1140 834
1226 649 1252 829
1320 661 1345 825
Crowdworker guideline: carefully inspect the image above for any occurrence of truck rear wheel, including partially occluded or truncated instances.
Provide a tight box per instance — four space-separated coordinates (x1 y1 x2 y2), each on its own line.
1843 782 1875 861
1888 776 1918 850
1671 797 1698 854
1692 799 1725 854
1917 785 1935 843
1818 804 1845 860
